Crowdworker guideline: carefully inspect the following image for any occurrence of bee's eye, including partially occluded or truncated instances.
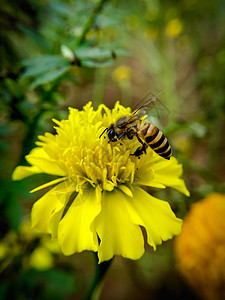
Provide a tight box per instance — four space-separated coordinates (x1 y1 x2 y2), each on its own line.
108 128 116 140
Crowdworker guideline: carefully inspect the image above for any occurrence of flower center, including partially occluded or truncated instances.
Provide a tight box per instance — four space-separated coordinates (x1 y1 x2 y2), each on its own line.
41 104 147 192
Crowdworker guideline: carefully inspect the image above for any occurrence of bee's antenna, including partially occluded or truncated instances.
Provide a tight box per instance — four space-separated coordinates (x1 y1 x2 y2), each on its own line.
99 128 107 138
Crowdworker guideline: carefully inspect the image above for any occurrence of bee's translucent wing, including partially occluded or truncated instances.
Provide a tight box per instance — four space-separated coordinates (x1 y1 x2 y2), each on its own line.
132 89 167 117
119 89 168 125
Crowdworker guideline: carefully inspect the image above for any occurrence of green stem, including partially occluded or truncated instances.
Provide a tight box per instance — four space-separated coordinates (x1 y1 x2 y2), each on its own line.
84 253 113 300
75 0 108 47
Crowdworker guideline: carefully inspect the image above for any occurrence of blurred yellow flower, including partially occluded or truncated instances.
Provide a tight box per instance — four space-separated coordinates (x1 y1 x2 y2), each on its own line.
0 244 7 260
112 66 131 83
29 246 54 270
19 220 37 242
175 193 225 300
13 102 189 263
0 231 21 260
166 18 183 38
172 133 191 154
0 220 58 272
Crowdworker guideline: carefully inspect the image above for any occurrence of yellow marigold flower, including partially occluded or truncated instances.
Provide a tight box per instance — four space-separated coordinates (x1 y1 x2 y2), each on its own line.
166 18 183 38
13 102 189 263
175 193 225 300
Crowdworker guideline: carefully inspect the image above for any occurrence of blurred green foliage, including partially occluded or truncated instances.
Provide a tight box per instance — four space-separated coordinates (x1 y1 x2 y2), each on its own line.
0 0 225 299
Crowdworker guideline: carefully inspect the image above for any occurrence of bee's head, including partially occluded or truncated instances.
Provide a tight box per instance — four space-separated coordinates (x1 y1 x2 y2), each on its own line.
107 125 116 140
99 125 116 141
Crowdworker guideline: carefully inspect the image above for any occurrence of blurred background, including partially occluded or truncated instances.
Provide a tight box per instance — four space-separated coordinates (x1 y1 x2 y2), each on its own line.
0 0 225 299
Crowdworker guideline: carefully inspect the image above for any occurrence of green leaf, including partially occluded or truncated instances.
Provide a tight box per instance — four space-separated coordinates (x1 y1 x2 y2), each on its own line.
30 66 70 89
17 24 51 51
81 59 114 68
21 56 70 79
21 55 66 67
48 1 73 16
188 122 207 138
75 46 130 60
76 47 113 60
114 48 131 57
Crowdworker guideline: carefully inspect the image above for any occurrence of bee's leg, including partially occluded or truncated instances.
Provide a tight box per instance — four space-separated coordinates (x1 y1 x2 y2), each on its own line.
109 132 125 142
136 134 144 146
109 138 118 142
131 144 147 157
117 132 126 140
126 129 135 140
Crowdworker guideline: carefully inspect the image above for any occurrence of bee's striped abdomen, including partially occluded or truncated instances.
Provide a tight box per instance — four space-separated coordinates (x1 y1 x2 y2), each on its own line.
140 123 172 160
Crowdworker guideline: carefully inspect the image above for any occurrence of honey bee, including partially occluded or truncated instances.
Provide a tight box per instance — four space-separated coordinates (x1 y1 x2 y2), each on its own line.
100 90 172 160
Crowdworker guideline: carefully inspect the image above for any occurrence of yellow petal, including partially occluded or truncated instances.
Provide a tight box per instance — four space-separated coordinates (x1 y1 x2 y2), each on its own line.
30 177 66 193
25 147 66 176
48 183 77 238
31 192 59 234
118 185 133 197
151 157 190 196
29 246 53 270
58 188 101 255
31 181 76 234
47 202 65 239
136 155 189 196
26 147 47 158
27 156 65 176
95 186 102 204
134 162 156 186
130 186 182 250
94 189 145 263
12 165 42 180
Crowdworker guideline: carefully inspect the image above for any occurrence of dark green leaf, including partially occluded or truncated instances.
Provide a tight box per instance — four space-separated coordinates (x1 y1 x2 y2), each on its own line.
17 24 51 51
21 56 70 79
30 66 70 89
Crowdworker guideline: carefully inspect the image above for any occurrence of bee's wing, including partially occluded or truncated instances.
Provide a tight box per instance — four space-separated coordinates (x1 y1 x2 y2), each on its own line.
132 89 167 118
